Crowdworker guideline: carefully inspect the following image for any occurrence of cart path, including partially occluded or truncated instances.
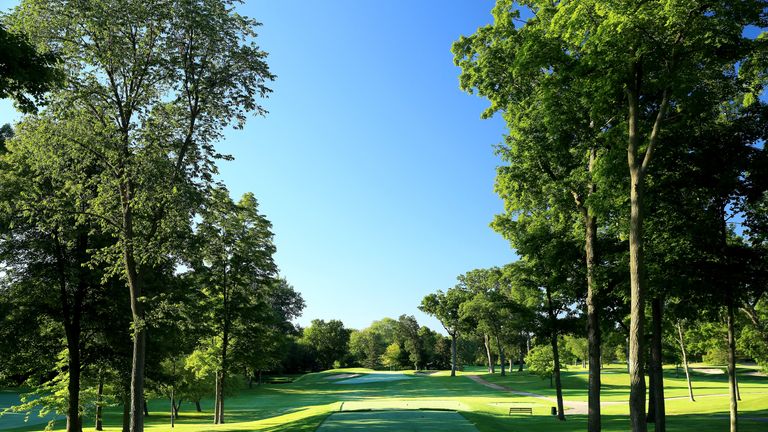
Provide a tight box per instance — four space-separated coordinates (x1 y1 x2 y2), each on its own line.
466 374 618 415
466 374 768 418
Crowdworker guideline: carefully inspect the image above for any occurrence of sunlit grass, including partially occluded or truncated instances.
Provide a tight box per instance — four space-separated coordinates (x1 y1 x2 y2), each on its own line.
2 364 766 432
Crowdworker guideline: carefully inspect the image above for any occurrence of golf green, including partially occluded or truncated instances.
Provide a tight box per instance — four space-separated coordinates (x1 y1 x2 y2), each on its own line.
315 410 479 431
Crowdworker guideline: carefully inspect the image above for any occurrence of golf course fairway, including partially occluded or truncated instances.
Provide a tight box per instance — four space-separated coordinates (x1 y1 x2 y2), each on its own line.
2 365 767 431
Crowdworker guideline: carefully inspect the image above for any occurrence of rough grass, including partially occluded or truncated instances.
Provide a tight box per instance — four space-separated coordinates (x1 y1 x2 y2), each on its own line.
1 364 767 432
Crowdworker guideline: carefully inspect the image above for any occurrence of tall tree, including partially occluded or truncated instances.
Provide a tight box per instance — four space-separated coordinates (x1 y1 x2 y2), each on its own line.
419 286 469 376
192 188 277 424
453 2 619 427
11 2 274 430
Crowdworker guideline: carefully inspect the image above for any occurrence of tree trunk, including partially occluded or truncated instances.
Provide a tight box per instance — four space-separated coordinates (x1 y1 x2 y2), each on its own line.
143 400 148 417
64 311 82 432
214 372 221 423
676 321 695 401
215 270 229 424
518 340 525 372
582 172 602 432
496 335 506 376
54 230 86 432
95 375 104 431
648 297 666 431
213 372 220 423
627 119 648 432
122 182 146 432
546 287 565 421
727 296 738 432
170 388 175 428
122 391 130 432
484 334 494 374
195 401 202 413
648 353 656 423
450 332 457 377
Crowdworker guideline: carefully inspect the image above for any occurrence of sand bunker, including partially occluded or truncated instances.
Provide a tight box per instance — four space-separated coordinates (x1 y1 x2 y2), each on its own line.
326 373 361 380
694 368 726 375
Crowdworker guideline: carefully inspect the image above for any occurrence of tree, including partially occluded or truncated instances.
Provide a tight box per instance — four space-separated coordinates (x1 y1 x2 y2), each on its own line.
0 111 118 432
10 2 274 430
458 268 519 377
455 2 768 430
453 3 619 427
380 343 402 370
349 329 385 369
302 320 351 370
419 287 469 376
395 315 425 371
192 188 277 424
525 344 556 388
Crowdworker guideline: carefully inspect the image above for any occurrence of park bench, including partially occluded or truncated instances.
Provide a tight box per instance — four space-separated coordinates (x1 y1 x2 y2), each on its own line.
508 407 533 415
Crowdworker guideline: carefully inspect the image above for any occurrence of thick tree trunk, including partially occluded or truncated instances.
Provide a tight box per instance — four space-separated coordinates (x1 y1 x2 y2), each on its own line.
122 183 146 432
450 332 457 377
122 391 130 432
627 95 648 431
676 321 695 401
143 400 148 417
54 231 86 432
484 334 494 373
65 312 82 432
546 287 565 421
583 173 602 432
496 335 506 376
648 297 666 431
727 297 738 432
95 375 104 431
195 401 202 413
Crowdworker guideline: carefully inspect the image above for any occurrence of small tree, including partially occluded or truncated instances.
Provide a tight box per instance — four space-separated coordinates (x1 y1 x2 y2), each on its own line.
526 344 556 388
380 343 402 370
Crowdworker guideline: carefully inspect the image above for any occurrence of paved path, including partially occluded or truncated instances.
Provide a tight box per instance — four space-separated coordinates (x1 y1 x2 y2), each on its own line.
465 374 620 415
466 375 768 419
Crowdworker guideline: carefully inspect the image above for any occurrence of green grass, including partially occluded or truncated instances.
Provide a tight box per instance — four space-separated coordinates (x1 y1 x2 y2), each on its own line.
1 365 766 432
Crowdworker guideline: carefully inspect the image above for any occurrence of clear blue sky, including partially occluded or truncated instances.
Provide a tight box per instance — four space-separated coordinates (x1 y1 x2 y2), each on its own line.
1 1 518 333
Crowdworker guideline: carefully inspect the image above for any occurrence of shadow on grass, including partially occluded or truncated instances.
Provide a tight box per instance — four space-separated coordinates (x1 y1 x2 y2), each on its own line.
461 411 768 432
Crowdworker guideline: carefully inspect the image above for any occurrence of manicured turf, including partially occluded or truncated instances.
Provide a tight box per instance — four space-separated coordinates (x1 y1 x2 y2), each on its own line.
316 411 478 432
0 391 61 430
334 373 413 385
1 364 767 432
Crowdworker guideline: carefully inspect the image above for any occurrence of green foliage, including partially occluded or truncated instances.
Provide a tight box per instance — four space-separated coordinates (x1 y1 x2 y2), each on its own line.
349 329 385 369
302 319 351 370
0 24 60 112
380 343 402 370
525 344 557 387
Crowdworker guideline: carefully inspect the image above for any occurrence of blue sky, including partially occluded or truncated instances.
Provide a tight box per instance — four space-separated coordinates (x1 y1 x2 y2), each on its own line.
0 1 518 333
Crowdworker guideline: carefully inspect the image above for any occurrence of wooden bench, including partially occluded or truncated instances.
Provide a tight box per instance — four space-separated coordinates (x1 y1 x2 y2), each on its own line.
508 407 533 415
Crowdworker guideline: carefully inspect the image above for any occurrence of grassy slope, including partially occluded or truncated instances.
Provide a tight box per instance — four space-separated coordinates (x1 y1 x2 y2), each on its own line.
1 365 766 432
